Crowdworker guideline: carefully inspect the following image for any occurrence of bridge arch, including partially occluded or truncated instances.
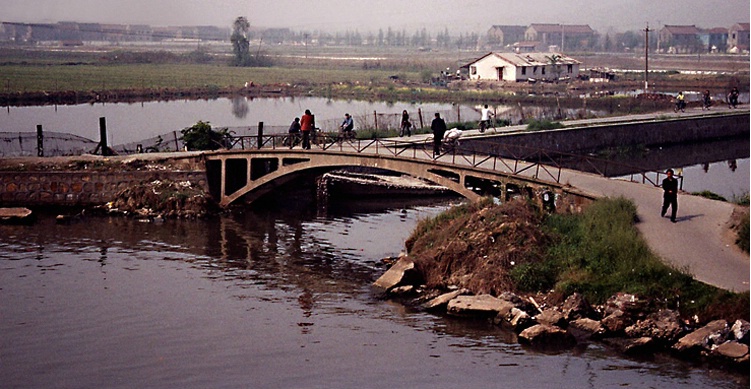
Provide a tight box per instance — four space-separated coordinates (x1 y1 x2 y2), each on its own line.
204 150 563 208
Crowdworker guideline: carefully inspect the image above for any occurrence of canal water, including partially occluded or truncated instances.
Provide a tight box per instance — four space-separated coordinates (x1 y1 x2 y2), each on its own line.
1 97 468 146
0 197 747 389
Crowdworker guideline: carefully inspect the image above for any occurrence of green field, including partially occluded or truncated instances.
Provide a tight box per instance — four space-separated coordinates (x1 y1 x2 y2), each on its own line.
0 62 425 92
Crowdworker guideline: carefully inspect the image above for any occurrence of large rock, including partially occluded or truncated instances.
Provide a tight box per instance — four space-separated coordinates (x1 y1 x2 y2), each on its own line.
562 293 595 320
712 341 749 360
673 319 729 355
447 294 514 318
518 324 576 350
535 309 567 327
731 320 750 344
624 309 685 344
601 309 632 334
569 318 607 339
500 307 534 332
422 289 467 311
372 257 419 293
497 291 538 314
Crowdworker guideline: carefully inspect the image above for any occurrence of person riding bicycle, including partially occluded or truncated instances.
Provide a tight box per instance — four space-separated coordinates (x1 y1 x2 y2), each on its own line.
728 87 739 109
675 92 686 112
479 104 493 133
339 113 355 139
287 117 301 149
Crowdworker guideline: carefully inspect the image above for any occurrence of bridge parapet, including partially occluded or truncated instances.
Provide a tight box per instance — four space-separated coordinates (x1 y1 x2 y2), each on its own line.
203 148 594 213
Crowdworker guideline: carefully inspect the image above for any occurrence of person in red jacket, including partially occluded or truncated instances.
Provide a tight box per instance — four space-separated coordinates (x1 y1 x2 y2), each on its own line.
300 109 314 150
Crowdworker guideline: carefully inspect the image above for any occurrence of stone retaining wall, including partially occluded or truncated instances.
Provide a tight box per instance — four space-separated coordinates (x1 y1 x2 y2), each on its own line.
466 113 749 154
0 170 208 206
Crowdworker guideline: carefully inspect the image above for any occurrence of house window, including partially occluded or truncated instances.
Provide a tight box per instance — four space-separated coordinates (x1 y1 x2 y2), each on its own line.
568 64 573 73
470 66 477 75
522 67 527 75
542 67 546 75
533 66 538 74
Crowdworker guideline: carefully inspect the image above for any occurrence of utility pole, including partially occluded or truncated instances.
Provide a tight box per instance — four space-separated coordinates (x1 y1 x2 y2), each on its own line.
644 23 650 93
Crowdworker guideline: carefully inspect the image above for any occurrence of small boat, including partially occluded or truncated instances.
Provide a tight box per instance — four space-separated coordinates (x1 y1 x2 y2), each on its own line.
321 171 451 198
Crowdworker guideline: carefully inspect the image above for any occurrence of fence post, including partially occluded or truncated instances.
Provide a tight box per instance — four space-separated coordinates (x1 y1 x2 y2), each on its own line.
36 124 44 157
373 111 378 133
257 122 264 149
99 117 111 156
457 105 460 123
418 108 424 129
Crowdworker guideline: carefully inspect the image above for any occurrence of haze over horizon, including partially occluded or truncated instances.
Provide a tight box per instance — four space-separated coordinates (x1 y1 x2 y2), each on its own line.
4 0 749 34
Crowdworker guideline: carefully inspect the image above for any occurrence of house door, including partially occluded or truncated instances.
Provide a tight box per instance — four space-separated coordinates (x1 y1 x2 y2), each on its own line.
496 67 504 81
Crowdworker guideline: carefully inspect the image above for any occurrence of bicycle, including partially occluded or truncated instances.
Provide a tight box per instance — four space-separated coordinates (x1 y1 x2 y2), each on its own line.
337 128 356 143
283 132 301 149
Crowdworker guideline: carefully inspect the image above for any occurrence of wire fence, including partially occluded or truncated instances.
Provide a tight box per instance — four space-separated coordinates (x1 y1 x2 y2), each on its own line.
0 107 471 157
0 131 98 157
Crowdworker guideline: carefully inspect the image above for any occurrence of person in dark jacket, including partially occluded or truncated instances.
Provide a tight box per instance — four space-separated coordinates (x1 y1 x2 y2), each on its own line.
661 169 679 223
431 112 447 157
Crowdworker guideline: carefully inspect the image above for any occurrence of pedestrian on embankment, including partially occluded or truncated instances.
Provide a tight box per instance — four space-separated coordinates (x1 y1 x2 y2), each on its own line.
431 112 447 157
661 168 678 223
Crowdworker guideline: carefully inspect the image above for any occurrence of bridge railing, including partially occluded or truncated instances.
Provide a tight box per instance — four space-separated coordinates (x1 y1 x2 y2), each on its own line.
222 133 676 188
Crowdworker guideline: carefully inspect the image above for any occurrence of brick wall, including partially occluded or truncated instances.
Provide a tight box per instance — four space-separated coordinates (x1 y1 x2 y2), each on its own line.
0 170 208 206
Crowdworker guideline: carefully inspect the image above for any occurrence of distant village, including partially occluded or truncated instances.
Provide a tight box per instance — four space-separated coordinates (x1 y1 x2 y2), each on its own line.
1 21 748 55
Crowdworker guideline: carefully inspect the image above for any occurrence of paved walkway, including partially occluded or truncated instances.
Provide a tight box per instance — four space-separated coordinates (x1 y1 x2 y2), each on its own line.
560 168 749 292
386 107 750 292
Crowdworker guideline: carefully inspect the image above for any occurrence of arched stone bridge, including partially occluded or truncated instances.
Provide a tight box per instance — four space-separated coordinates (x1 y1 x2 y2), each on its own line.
203 148 586 210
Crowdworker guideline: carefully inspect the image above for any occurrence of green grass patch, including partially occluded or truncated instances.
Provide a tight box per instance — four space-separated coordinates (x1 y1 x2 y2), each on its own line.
692 190 727 202
512 197 748 320
737 215 749 253
526 119 564 131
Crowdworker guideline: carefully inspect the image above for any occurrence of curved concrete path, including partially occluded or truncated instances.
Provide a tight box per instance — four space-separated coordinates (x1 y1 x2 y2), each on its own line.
559 169 749 292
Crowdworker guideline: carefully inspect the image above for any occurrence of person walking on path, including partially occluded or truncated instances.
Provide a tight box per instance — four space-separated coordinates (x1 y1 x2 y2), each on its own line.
728 86 739 109
479 104 493 132
431 112 447 157
300 109 314 150
400 110 412 137
661 169 679 223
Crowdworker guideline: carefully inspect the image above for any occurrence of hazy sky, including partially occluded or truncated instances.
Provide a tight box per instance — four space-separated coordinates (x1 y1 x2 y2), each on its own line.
4 0 749 33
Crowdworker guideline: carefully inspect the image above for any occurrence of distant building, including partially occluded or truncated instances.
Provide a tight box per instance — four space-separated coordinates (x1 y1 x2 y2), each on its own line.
486 25 527 49
464 52 580 82
512 41 542 53
727 23 750 53
524 24 595 51
698 28 728 53
659 25 702 53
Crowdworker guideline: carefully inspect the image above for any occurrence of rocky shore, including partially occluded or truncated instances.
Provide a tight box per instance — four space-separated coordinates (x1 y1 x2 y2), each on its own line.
374 257 749 371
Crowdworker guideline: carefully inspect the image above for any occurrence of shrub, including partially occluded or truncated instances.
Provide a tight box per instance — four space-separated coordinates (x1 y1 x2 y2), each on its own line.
180 121 231 151
526 119 564 131
737 211 749 253
692 190 727 202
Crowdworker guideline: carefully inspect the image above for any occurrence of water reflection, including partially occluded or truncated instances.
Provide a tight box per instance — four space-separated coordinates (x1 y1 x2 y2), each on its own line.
231 97 249 119
0 200 747 388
